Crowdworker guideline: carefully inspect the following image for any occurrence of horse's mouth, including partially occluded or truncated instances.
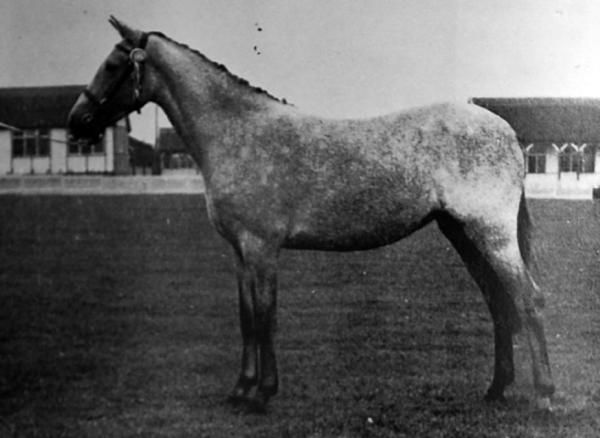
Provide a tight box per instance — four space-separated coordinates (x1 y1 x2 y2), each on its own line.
68 117 105 146
69 132 104 147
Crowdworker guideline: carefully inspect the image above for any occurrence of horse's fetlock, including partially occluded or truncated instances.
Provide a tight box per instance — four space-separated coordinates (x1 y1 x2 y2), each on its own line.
533 294 546 308
536 379 555 397
238 374 258 387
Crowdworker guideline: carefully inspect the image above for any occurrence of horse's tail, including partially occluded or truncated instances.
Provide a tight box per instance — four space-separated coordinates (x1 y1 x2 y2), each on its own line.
517 189 547 316
517 190 532 269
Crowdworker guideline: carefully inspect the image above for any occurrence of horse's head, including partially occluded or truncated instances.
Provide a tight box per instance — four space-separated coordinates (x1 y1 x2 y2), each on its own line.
68 16 151 143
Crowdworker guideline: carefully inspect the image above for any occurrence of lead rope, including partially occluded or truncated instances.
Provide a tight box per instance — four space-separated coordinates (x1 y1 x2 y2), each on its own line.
132 60 142 112
130 51 146 113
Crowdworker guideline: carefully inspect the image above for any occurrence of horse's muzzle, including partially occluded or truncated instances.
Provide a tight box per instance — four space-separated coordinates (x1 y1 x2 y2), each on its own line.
67 94 103 142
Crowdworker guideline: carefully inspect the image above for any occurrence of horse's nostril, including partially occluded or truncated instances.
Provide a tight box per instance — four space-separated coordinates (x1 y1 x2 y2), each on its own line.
82 113 94 124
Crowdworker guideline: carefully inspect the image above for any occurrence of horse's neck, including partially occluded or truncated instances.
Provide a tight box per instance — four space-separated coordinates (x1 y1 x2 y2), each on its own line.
148 38 277 155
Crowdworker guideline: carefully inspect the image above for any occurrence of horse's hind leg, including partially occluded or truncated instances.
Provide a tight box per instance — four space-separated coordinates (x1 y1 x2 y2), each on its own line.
437 212 554 402
227 233 279 413
437 213 516 399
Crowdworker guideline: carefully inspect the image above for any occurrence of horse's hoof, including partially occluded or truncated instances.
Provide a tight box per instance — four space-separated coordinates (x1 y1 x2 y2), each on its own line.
534 396 552 411
226 393 248 406
245 399 267 414
226 376 257 406
484 389 507 403
242 392 270 414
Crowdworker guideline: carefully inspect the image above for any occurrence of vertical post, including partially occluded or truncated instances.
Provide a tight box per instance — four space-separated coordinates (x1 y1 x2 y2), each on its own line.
29 144 34 174
104 131 108 174
47 132 52 174
10 137 14 173
155 104 159 147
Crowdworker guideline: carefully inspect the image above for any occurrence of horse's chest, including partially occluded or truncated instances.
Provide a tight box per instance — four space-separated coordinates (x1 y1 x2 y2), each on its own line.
204 188 289 242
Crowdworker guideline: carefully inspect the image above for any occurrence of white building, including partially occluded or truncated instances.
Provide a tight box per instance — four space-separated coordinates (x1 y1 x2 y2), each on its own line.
156 127 199 176
472 98 600 198
0 85 130 175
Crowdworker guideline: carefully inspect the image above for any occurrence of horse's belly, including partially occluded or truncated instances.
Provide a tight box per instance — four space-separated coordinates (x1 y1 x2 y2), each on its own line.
283 203 434 251
283 229 414 251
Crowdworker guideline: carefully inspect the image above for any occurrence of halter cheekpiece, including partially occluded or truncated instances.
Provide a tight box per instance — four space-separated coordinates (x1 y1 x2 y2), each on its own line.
83 32 149 113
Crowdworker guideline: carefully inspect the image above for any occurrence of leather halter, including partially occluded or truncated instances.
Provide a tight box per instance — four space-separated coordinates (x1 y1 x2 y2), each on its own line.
83 32 149 113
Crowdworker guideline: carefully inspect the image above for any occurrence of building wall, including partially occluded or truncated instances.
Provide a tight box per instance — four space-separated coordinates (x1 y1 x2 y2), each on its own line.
66 154 109 173
12 156 51 174
546 148 558 174
106 127 115 173
526 172 600 198
0 131 11 174
112 123 130 175
525 144 600 198
50 129 68 173
0 126 126 175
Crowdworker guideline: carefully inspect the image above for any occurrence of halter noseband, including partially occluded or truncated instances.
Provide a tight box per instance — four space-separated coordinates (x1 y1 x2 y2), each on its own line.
83 32 149 113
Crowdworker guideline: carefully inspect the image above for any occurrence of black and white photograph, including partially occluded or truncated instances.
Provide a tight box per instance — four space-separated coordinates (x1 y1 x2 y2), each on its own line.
1 1 599 436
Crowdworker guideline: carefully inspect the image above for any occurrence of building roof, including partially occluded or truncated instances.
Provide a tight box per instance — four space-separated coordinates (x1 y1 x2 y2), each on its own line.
156 127 187 153
471 97 600 144
0 85 89 130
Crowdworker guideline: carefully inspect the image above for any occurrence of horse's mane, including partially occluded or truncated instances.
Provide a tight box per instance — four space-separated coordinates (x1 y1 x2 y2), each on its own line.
148 31 289 106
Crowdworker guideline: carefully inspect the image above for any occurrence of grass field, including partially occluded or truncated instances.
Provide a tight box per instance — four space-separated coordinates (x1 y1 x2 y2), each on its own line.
0 195 599 437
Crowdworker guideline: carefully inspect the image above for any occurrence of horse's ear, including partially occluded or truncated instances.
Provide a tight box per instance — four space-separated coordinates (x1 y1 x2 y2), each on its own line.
109 15 142 44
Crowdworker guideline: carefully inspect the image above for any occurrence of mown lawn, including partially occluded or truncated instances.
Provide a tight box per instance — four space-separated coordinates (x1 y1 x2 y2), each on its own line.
0 195 599 437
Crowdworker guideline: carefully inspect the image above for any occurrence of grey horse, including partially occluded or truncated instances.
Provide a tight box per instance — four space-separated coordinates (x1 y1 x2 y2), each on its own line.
68 17 555 413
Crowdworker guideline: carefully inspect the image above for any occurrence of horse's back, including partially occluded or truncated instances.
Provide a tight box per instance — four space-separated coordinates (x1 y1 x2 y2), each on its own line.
286 101 521 172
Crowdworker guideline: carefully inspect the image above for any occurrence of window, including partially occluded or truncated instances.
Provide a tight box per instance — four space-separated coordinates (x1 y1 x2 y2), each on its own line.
11 129 50 157
527 154 546 173
559 143 596 173
559 144 580 173
524 143 548 174
581 145 596 173
68 136 105 155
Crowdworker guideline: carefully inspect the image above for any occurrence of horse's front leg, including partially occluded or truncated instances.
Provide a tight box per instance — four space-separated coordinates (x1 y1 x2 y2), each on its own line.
227 236 279 413
227 251 259 404
251 257 279 412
